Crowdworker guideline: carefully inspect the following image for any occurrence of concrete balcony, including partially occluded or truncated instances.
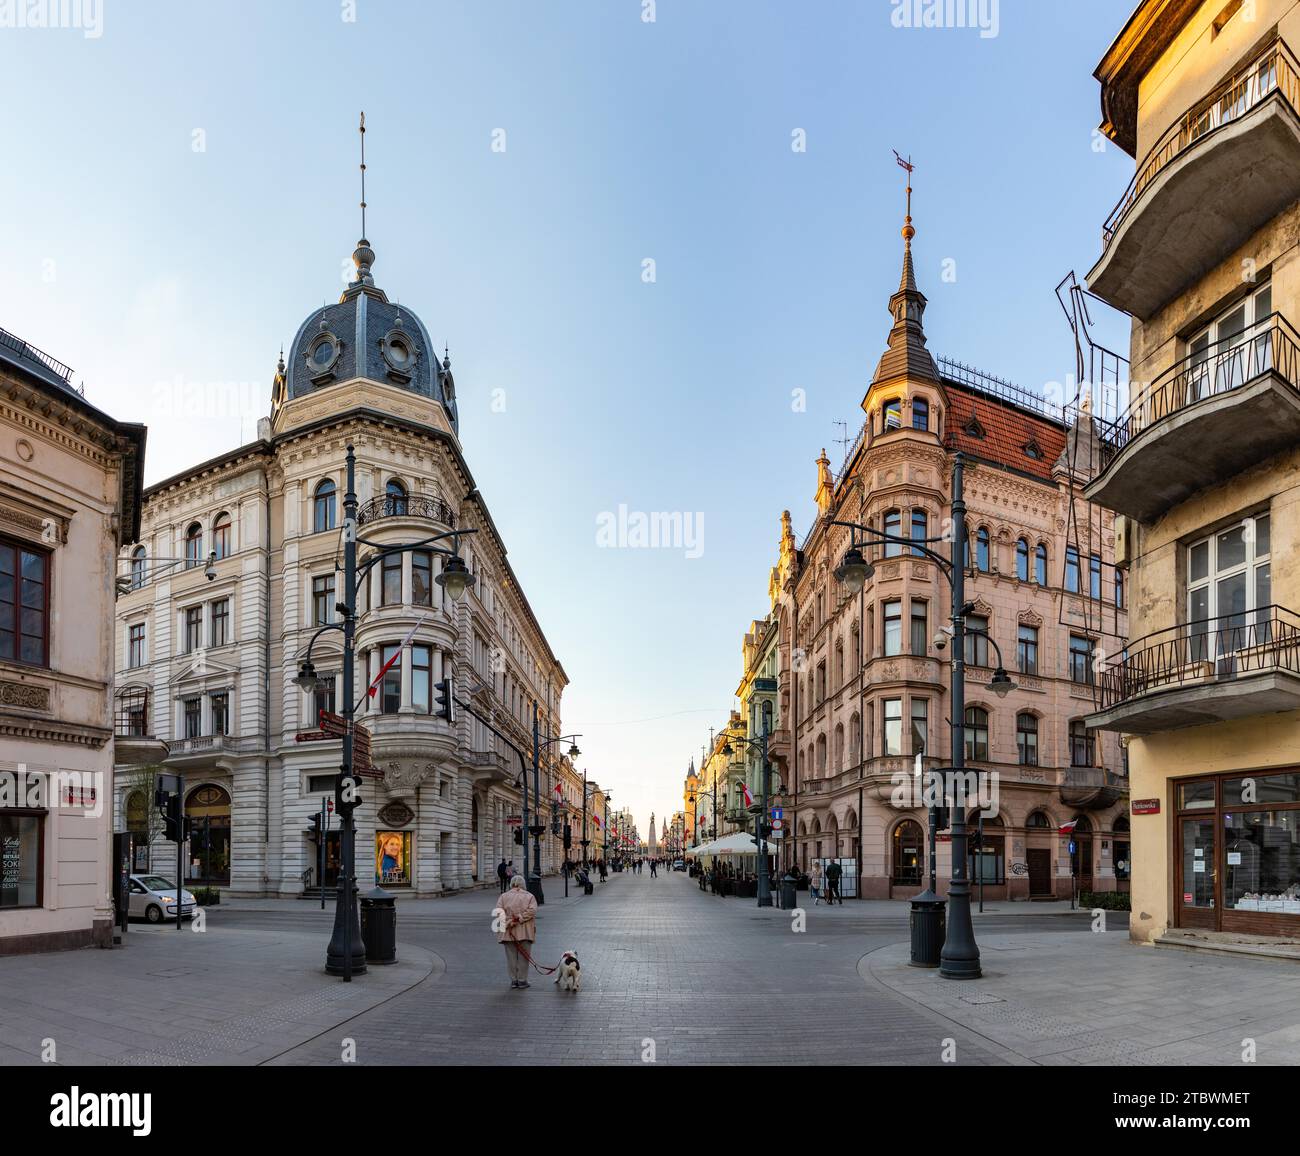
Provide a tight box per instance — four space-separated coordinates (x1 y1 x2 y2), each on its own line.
1088 606 1300 735
113 688 168 767
1059 766 1127 812
1085 315 1300 523
1088 40 1300 319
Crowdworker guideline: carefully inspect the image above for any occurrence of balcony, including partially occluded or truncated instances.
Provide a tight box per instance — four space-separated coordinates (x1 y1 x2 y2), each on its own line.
1089 606 1300 735
356 494 455 528
1059 766 1126 812
1085 315 1300 522
1089 40 1300 318
113 689 168 767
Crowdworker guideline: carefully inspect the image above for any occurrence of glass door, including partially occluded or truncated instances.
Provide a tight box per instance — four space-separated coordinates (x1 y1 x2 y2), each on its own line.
1178 816 1217 929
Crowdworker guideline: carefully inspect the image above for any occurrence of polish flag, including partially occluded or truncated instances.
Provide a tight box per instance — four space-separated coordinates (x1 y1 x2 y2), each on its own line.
1058 819 1078 835
366 614 428 698
592 814 602 830
740 783 754 807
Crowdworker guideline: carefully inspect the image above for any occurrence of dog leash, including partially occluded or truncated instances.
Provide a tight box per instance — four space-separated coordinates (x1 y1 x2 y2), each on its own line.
512 942 559 975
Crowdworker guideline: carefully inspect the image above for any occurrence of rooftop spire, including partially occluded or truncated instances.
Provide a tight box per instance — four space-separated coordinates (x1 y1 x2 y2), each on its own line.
352 112 376 286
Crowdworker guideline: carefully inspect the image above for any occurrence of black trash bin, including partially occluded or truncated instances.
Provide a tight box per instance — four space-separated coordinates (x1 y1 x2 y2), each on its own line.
359 886 397 965
780 873 798 910
909 889 946 968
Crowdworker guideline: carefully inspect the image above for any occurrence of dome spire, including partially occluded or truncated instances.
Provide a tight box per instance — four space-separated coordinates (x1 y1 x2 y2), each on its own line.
352 111 376 286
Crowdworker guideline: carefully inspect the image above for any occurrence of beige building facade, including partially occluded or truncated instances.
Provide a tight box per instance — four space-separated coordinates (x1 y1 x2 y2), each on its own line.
0 330 145 953
1086 0 1300 941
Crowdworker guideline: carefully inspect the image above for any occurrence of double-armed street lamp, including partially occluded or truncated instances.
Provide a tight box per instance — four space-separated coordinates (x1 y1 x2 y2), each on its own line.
830 452 1014 978
293 444 476 981
532 709 581 903
720 699 780 907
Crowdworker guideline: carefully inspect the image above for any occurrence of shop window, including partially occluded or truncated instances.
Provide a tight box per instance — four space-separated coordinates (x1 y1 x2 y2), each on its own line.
1177 779 1216 811
892 820 924 884
969 815 1005 883
0 812 43 908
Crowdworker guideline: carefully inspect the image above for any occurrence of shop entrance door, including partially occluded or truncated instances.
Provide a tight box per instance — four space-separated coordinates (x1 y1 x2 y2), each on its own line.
1026 848 1052 897
1177 816 1217 929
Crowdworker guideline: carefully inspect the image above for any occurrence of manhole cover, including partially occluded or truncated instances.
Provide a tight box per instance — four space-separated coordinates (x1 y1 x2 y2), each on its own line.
959 992 1006 1004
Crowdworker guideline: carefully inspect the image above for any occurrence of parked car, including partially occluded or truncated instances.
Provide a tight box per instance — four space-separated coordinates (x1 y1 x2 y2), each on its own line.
128 874 197 923
672 859 686 871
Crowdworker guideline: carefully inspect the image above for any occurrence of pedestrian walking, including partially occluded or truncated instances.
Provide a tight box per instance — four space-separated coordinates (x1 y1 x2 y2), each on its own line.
810 861 824 905
825 859 843 905
495 875 538 989
650 858 657 878
496 858 508 893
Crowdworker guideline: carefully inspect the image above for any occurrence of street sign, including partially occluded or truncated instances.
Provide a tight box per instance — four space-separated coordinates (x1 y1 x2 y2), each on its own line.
771 807 783 820
1131 798 1160 815
506 815 522 826
1068 840 1077 855
771 819 784 831
318 711 347 737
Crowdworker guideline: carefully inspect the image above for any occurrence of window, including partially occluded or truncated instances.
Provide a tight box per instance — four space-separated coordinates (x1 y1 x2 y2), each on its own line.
883 698 903 756
1064 546 1081 593
210 599 229 647
1089 554 1102 600
210 692 229 736
1187 515 1271 660
1016 712 1039 766
212 512 232 560
412 551 433 606
0 813 42 909
1187 281 1272 402
1025 811 1050 829
381 552 402 606
1069 635 1094 684
312 575 335 626
128 623 145 669
1035 543 1048 586
816 662 826 702
910 509 928 557
910 699 928 756
183 697 202 739
313 675 336 723
1115 569 1125 609
976 527 990 572
385 479 408 516
910 601 928 656
1017 624 1038 675
130 546 147 590
313 480 336 533
184 606 203 653
882 398 902 431
833 642 844 689
380 644 402 714
411 644 432 713
184 523 203 568
1016 538 1029 581
964 706 989 762
0 537 49 666
912 397 929 432
884 509 902 558
964 615 989 667
883 600 902 656
1070 720 1094 767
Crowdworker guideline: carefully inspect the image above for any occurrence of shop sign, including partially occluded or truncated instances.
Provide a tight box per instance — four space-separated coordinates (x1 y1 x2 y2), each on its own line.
1131 798 1160 815
377 801 414 828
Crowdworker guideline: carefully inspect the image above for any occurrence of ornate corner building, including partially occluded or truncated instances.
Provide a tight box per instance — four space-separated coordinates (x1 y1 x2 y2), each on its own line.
112 233 567 898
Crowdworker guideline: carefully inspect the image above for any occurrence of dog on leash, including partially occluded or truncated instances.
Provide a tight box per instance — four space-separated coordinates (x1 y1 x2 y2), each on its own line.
554 949 581 992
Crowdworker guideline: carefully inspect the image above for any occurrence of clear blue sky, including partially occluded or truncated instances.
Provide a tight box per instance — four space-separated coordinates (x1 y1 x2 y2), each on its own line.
0 0 1137 834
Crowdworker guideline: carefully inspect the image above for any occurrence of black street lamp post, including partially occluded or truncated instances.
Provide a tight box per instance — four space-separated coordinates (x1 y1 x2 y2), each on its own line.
530 709 581 904
722 698 776 907
294 444 478 981
832 453 1014 979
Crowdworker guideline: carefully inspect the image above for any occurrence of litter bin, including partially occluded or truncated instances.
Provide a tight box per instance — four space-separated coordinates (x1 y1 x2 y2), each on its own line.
359 886 397 964
780 873 798 910
584 879 594 895
909 889 946 968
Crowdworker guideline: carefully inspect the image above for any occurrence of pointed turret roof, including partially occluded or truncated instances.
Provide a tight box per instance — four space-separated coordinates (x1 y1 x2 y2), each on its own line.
869 203 940 389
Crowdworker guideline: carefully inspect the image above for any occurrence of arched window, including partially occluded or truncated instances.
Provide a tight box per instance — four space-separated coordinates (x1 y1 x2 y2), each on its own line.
184 523 203 568
849 712 861 763
833 724 844 772
892 819 924 884
964 706 989 762
385 479 408 516
882 398 902 431
815 735 827 776
912 397 929 432
1016 712 1038 766
1016 538 1029 581
911 509 928 557
130 546 146 590
833 641 844 689
313 479 336 533
1035 543 1048 585
884 509 902 558
976 527 990 572
212 512 232 560
1025 810 1051 829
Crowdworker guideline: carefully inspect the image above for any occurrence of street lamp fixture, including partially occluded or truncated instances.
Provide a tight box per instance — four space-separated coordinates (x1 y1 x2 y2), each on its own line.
833 545 873 593
989 667 1016 698
434 553 475 601
294 660 320 693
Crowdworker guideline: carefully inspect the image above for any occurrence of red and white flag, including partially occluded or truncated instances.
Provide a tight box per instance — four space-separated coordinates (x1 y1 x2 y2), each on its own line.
1058 819 1078 835
740 782 754 807
366 614 428 698
592 814 602 830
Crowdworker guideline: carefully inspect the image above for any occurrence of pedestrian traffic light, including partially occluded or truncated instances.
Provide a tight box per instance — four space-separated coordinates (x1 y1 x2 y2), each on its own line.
931 805 950 832
434 676 454 723
160 793 182 843
307 813 322 841
563 824 572 850
335 770 362 816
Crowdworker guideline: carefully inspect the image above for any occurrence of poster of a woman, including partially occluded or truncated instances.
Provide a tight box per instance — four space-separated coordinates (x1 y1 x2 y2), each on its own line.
375 831 410 885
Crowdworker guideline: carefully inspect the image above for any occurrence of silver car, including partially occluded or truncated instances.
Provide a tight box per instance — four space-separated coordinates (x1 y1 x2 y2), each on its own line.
128 874 197 923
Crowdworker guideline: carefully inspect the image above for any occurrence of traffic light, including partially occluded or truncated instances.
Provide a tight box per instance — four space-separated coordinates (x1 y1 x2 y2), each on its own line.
306 813 322 841
931 805 950 832
563 824 572 850
335 770 362 816
513 827 523 845
160 793 182 843
434 676 455 723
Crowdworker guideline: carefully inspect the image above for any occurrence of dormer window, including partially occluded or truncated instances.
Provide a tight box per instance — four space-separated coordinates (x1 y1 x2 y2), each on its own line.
380 327 419 383
1024 439 1042 460
882 399 902 432
964 416 985 439
306 330 341 383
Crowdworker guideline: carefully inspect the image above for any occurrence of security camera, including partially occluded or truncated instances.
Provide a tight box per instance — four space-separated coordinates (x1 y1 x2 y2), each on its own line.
933 626 954 650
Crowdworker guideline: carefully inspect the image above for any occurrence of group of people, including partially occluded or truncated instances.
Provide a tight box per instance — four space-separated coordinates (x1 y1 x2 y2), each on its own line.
809 860 844 905
561 858 608 887
693 859 845 903
622 858 666 876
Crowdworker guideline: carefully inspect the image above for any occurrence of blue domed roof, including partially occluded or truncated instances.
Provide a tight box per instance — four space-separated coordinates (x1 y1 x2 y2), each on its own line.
282 241 458 432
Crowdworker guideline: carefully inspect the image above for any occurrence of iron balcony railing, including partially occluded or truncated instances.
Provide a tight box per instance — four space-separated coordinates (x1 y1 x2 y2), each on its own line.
114 688 150 737
1095 605 1300 711
1101 38 1300 252
1096 313 1300 468
356 494 455 528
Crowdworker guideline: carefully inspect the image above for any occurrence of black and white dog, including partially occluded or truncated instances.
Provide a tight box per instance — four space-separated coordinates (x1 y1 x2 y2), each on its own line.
554 949 581 992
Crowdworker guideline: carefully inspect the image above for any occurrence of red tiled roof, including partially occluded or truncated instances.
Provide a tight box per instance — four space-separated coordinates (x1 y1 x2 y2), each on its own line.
942 381 1067 482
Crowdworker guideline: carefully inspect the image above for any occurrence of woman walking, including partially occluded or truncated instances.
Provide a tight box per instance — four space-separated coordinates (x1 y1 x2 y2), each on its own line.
496 874 538 989
810 861 824 906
